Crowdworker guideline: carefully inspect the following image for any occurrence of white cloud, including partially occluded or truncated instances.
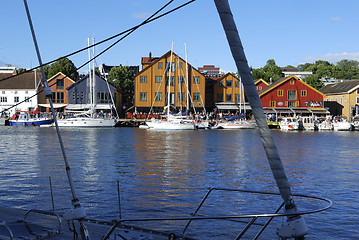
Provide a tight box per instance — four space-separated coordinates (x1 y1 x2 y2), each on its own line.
305 52 359 64
132 12 150 20
330 16 341 21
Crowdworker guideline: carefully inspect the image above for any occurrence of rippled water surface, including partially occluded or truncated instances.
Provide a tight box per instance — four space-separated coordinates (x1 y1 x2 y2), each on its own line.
0 126 358 239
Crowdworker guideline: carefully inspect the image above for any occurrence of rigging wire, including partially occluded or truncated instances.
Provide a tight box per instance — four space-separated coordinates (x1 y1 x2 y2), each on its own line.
0 0 196 115
0 0 195 83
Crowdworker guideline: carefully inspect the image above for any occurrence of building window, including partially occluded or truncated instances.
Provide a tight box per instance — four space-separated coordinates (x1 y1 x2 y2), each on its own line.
357 89 359 94
259 86 262 90
165 76 175 86
193 92 200 102
179 62 182 69
225 94 232 102
155 76 162 83
1 91 5 94
235 94 240 102
158 62 163 69
288 90 297 100
140 92 147 101
235 81 239 87
278 90 283 96
97 92 109 103
270 101 276 107
25 96 30 102
155 92 162 101
301 90 307 97
57 92 64 103
357 97 359 104
165 93 175 105
178 76 185 83
288 101 296 107
0 96 7 102
340 97 343 104
72 92 75 100
226 80 232 87
290 79 295 85
193 76 200 84
140 76 147 83
219 81 223 87
178 92 185 102
56 79 64 89
165 63 175 72
217 94 223 102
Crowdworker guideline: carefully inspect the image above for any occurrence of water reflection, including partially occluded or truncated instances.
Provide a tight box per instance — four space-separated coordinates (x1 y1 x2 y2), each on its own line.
1 126 359 239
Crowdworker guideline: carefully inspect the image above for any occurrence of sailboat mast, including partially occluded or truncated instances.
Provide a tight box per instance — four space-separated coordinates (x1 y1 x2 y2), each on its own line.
167 41 174 118
185 43 189 113
92 37 96 118
88 38 92 113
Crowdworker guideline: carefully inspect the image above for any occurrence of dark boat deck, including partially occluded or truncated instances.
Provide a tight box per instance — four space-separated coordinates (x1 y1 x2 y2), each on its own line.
0 207 173 240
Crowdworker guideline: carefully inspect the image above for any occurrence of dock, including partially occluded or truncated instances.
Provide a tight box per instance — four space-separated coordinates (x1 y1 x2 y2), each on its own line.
114 119 145 128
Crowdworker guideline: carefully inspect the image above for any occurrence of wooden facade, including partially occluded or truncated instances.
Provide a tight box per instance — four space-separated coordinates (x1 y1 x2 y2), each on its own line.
255 79 269 92
37 72 75 112
213 73 245 103
259 75 326 115
134 51 206 112
320 80 359 120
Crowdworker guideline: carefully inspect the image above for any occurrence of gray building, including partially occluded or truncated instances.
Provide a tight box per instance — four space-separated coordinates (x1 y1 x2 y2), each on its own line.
66 74 120 113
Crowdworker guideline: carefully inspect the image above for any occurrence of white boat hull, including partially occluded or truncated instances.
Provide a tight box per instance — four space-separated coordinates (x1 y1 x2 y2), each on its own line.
145 120 196 130
212 120 256 129
333 121 352 131
55 117 117 127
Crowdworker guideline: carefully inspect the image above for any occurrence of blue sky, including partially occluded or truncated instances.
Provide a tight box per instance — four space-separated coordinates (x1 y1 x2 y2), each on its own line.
1 0 359 74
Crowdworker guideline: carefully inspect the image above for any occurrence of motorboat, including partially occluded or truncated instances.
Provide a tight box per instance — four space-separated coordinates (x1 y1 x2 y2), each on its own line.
9 112 54 126
279 117 303 130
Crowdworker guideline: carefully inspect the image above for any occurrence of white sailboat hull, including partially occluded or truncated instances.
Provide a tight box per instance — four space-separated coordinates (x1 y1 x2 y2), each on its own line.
333 121 352 131
212 120 256 129
145 119 196 130
55 117 117 127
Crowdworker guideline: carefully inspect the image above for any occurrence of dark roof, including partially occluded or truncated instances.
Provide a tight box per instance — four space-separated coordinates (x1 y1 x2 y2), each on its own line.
258 77 287 95
0 72 41 89
320 80 359 94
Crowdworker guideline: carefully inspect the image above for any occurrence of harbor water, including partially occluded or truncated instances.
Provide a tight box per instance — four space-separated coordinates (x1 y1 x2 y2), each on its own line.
0 126 358 239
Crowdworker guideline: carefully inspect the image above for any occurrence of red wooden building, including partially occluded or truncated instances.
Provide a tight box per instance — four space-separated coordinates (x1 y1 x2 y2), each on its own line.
255 79 269 92
258 76 327 116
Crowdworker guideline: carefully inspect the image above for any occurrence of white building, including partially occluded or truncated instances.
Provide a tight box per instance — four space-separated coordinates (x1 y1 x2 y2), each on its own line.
0 65 16 74
0 71 40 116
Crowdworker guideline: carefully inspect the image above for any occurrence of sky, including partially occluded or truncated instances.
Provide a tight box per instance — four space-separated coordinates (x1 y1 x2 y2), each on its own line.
1 0 359 74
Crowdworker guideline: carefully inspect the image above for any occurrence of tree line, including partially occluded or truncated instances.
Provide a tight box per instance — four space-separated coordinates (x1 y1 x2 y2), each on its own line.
18 57 359 93
251 59 359 90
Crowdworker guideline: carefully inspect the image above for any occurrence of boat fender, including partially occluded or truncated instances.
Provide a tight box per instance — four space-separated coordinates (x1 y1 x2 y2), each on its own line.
276 207 308 239
64 199 87 221
168 233 176 240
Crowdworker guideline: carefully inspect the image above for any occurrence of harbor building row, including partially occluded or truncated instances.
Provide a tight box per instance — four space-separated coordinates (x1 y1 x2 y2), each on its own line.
1 51 359 120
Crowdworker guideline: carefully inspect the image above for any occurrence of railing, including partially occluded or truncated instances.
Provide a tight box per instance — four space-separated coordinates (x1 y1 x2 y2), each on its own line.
0 221 14 239
102 188 332 240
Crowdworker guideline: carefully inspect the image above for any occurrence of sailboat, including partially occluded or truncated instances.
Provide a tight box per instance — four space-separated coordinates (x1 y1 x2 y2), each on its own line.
55 38 117 127
211 76 256 129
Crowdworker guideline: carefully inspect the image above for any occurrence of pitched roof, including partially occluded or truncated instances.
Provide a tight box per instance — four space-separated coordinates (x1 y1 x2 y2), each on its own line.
47 72 75 84
0 72 42 90
135 50 204 78
258 75 325 97
319 80 359 94
213 72 239 81
254 78 269 86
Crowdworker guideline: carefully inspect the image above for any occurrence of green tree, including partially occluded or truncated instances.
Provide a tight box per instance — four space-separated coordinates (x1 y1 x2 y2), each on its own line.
303 75 323 90
47 58 79 80
108 66 134 95
17 68 27 74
